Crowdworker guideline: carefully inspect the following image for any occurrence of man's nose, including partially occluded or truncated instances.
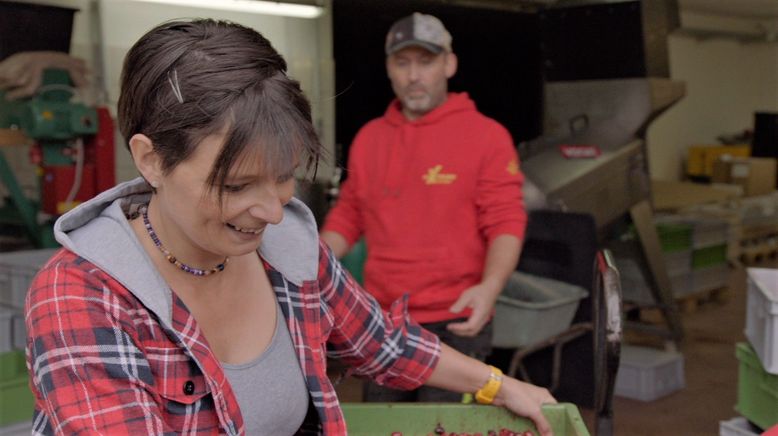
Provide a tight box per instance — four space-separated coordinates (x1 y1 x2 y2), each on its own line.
408 62 420 81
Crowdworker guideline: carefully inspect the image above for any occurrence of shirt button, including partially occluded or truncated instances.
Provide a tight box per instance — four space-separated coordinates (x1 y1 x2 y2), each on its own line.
183 380 195 395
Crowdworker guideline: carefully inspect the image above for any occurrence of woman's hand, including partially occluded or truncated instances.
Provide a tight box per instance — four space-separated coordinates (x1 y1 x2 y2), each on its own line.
492 376 557 436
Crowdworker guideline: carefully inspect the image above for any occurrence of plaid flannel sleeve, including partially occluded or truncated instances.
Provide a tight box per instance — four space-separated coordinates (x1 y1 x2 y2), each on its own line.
317 240 441 389
26 254 172 435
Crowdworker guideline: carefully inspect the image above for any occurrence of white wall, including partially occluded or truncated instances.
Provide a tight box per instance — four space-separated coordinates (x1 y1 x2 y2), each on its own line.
647 29 778 180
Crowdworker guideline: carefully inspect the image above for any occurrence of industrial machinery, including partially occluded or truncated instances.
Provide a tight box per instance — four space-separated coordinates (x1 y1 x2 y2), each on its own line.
0 68 115 248
520 77 686 347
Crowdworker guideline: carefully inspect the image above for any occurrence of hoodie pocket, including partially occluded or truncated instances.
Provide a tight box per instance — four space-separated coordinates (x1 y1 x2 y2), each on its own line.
365 245 479 310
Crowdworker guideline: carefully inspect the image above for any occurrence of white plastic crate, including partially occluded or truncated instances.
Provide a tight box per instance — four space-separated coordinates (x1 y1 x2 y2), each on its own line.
0 307 25 353
745 268 778 374
719 417 761 436
692 217 730 249
13 314 25 351
492 272 588 348
0 249 58 309
614 345 685 401
689 264 730 295
0 308 10 353
663 250 692 276
0 421 33 436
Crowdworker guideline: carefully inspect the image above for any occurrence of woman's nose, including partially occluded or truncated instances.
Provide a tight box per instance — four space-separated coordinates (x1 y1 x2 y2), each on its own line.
248 192 284 225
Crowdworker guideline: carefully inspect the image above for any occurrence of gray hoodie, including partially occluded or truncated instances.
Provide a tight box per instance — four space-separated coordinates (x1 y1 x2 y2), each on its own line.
54 176 320 334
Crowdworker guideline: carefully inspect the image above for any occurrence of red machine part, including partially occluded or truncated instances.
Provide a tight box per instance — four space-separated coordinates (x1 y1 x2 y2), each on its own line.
39 106 116 215
41 164 95 214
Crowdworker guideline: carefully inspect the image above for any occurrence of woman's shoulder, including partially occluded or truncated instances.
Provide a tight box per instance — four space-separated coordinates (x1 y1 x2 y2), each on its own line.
28 248 138 310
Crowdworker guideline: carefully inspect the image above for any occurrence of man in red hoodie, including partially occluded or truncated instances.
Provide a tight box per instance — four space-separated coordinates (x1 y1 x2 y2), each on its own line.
322 12 527 402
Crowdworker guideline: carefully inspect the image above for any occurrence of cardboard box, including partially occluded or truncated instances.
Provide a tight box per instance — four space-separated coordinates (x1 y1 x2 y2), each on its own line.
712 157 777 197
687 144 751 178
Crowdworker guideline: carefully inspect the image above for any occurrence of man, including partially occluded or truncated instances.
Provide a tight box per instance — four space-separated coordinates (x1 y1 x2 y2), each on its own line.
322 12 526 402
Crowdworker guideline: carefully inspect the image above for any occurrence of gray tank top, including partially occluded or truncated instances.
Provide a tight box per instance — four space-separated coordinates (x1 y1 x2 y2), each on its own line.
222 304 310 435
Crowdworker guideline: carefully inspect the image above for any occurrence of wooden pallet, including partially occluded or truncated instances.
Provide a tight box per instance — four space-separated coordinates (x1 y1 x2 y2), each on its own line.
675 286 730 313
634 286 730 322
740 237 778 264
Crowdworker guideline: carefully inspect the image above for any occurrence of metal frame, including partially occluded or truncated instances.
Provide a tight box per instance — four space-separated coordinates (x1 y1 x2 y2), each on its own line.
504 249 623 436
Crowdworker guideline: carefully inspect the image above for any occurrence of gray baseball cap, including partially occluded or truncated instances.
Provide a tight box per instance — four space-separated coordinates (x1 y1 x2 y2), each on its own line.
385 12 453 55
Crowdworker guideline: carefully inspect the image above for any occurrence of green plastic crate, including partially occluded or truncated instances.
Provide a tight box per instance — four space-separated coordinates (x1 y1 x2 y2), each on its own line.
691 244 728 269
656 223 693 253
341 403 589 436
735 342 778 430
0 350 34 427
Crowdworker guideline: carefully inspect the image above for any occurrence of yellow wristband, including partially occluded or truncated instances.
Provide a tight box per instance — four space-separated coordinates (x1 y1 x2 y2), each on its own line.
475 365 503 405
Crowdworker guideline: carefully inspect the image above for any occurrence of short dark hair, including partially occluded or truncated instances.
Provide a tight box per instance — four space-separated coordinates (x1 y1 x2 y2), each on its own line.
118 19 321 200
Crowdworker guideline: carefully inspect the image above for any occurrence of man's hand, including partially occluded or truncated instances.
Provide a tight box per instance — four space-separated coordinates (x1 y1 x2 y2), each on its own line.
0 51 88 100
447 234 522 337
446 281 501 337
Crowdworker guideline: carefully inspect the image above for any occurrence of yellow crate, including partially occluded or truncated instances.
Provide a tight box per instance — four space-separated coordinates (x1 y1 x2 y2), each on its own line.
687 144 750 178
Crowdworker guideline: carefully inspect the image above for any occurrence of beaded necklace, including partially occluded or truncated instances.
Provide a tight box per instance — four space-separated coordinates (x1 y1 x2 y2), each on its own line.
140 205 228 276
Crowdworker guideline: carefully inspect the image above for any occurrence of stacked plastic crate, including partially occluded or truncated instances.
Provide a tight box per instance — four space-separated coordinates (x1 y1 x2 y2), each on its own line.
681 192 778 265
720 268 778 435
0 249 57 432
688 215 731 296
616 221 692 305
653 214 731 299
738 193 778 263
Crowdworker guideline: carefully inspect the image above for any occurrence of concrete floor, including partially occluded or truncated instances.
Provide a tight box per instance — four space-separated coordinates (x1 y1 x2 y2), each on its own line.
597 262 756 436
334 258 777 436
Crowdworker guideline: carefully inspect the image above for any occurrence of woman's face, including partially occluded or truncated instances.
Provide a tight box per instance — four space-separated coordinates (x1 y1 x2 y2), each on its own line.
153 132 296 262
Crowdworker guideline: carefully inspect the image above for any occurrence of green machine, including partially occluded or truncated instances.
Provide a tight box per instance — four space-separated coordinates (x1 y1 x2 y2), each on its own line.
0 68 110 248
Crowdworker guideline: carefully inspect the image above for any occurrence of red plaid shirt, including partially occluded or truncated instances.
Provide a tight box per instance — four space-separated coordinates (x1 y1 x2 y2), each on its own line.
25 240 440 435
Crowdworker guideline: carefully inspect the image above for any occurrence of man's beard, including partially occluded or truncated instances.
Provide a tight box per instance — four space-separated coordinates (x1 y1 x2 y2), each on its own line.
401 92 432 114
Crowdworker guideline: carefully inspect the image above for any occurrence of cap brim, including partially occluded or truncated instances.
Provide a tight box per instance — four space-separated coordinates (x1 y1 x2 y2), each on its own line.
386 40 444 55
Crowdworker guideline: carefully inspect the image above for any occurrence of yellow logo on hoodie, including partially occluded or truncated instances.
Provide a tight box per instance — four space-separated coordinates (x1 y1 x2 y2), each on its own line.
422 165 457 185
507 159 520 175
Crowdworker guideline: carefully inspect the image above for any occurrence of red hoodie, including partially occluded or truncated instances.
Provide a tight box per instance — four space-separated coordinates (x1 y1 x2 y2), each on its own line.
323 92 526 323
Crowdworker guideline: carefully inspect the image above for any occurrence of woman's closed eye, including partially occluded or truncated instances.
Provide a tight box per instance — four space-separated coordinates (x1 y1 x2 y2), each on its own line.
277 172 295 184
224 183 248 193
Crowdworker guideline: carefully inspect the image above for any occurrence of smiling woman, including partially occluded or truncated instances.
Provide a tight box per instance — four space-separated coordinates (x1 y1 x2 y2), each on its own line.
23 18 555 436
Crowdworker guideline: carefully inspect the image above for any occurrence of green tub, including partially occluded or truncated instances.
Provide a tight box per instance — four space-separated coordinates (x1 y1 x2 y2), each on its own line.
0 350 34 427
341 402 589 435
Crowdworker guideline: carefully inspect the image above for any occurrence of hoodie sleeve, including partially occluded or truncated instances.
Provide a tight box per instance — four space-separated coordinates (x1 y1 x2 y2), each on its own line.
475 122 527 243
321 129 369 247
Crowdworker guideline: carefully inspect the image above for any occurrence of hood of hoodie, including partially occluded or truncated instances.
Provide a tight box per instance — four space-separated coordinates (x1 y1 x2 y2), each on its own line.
54 177 320 327
383 92 476 127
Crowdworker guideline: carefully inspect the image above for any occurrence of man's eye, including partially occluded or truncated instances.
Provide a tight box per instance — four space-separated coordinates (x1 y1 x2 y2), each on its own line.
224 184 247 193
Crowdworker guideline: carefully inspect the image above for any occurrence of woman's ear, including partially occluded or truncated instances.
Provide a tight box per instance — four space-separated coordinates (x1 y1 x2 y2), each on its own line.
129 134 163 187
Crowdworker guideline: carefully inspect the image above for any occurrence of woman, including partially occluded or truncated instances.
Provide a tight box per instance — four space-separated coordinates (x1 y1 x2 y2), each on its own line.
25 19 555 435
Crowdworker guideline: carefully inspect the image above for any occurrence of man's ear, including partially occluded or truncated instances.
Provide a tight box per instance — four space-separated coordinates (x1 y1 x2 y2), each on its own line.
128 133 163 187
444 52 458 79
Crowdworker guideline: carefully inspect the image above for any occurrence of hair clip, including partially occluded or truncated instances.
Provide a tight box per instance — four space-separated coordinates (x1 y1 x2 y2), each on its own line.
167 69 184 103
